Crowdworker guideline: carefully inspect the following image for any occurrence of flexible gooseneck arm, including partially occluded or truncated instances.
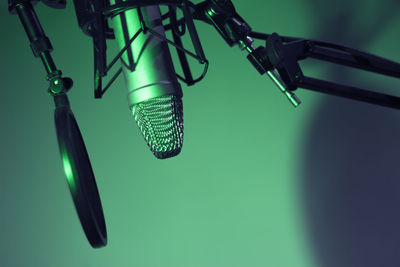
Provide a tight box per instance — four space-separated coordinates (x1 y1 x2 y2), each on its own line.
8 0 73 96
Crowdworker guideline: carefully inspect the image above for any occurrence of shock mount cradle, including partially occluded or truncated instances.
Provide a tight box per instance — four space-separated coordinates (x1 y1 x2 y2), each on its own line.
72 0 209 98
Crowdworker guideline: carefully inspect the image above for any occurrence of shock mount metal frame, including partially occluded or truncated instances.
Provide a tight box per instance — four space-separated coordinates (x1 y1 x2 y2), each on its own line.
73 0 209 98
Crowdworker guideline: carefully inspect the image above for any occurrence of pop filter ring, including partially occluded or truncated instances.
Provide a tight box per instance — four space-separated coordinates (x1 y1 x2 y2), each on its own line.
54 94 107 248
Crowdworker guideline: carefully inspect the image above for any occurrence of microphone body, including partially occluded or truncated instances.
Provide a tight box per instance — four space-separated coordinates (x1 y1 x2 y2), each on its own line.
109 3 184 159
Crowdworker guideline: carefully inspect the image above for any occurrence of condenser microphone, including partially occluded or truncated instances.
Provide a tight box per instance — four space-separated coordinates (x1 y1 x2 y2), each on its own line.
109 3 184 159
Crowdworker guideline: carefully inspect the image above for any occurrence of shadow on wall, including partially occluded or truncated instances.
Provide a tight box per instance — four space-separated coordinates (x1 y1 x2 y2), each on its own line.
300 1 400 267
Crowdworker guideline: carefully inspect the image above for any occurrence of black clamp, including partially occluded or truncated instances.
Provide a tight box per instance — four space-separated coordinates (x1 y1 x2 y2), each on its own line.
30 36 53 57
47 70 73 95
247 46 273 75
266 33 306 91
8 0 38 13
247 33 310 91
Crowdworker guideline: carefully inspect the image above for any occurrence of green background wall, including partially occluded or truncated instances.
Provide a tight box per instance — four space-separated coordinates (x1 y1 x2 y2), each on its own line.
1 1 400 266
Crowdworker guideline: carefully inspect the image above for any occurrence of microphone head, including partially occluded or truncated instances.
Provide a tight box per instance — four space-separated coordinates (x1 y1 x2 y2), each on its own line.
133 94 183 159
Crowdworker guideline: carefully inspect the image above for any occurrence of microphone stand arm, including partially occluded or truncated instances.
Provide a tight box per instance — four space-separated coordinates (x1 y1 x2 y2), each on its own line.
192 0 400 109
247 32 400 109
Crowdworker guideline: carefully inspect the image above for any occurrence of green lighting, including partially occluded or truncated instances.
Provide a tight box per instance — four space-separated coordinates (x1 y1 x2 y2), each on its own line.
207 7 216 17
61 151 76 193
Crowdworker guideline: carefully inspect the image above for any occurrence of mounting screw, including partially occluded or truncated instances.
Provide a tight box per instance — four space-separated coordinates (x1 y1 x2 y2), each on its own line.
295 72 303 83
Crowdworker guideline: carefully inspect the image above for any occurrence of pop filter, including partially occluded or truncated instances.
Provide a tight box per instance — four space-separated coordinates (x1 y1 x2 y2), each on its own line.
54 94 107 248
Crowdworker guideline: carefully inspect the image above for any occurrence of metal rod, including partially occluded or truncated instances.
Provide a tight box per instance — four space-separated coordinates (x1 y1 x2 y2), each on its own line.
15 2 58 75
267 70 301 107
299 76 400 110
101 68 123 97
181 0 206 62
309 45 400 79
106 28 143 73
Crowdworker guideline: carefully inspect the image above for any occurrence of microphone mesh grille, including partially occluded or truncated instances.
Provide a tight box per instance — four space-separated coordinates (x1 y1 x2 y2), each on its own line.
133 94 183 159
